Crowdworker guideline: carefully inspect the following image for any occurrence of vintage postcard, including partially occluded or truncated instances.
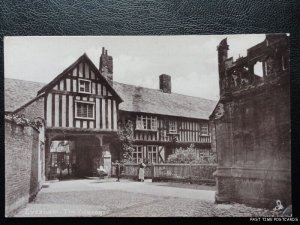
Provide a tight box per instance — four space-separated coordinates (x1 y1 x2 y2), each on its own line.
4 34 291 217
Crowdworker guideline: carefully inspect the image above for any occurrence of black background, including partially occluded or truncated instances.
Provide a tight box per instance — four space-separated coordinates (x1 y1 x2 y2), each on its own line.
1 0 300 224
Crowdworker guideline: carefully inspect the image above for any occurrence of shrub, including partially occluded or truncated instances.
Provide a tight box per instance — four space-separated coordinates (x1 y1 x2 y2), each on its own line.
167 144 217 164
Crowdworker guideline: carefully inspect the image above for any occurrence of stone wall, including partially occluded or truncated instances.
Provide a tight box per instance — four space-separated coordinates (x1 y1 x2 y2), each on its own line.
211 34 291 208
5 120 41 216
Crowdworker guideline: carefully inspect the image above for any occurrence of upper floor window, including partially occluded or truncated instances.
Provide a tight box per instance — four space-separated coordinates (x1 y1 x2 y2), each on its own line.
169 120 177 133
78 78 91 93
136 115 157 130
75 101 95 119
201 124 209 136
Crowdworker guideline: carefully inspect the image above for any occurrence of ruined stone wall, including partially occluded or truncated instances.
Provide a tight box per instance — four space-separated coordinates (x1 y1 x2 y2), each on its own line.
212 34 291 208
5 120 40 216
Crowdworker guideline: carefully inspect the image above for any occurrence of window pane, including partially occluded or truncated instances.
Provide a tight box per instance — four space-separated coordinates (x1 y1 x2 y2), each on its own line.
79 80 90 93
87 104 93 118
77 102 94 118
85 82 90 92
151 118 157 130
136 120 143 129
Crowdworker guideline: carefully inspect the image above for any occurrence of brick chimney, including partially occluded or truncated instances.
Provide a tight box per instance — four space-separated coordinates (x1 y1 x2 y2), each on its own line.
159 74 171 93
99 47 113 86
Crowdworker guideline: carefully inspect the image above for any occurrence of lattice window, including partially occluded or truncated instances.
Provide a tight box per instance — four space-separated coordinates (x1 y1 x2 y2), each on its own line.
75 101 95 119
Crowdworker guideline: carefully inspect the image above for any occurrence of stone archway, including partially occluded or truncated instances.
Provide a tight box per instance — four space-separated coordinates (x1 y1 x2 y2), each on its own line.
45 133 102 179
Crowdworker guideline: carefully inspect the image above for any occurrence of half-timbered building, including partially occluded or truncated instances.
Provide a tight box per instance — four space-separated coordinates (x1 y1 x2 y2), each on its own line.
113 76 216 164
5 47 217 180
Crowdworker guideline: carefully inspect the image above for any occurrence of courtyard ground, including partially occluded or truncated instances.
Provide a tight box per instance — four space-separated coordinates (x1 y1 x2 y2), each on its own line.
14 178 276 217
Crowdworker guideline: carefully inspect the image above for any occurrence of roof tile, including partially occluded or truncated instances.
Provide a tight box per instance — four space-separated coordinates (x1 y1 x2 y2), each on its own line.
5 78 217 119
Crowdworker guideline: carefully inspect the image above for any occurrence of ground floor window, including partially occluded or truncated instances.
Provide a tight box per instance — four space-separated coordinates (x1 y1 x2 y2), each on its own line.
147 145 158 163
132 146 143 164
132 145 160 164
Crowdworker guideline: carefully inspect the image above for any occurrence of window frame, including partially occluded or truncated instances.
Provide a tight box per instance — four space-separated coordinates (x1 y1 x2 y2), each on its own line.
200 124 209 136
75 100 95 120
136 115 157 131
132 145 143 164
78 78 92 94
147 145 158 163
168 120 177 134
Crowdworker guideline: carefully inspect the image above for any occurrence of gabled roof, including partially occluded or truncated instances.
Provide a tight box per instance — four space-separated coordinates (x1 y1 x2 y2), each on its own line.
37 53 123 102
5 78 218 120
113 82 217 120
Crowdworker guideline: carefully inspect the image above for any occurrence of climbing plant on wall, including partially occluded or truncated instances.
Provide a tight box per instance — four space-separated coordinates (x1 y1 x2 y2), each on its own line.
5 113 43 130
117 120 135 163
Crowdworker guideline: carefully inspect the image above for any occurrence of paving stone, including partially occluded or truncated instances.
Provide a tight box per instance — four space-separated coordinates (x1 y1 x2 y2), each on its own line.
14 179 274 217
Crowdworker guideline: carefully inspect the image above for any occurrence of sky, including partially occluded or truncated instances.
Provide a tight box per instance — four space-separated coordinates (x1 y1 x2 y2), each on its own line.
4 34 266 100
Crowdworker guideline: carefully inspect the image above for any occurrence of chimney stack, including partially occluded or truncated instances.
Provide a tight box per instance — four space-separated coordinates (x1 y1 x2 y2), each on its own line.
159 74 171 93
99 47 113 86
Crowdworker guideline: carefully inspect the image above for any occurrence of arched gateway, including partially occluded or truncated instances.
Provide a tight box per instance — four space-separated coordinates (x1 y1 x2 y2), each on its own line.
12 48 123 180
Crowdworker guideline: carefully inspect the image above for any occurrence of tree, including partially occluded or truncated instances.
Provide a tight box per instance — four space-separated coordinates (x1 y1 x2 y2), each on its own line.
117 120 135 163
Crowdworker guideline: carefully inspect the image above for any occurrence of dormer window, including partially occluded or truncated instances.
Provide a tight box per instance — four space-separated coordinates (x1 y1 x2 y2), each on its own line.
78 78 91 93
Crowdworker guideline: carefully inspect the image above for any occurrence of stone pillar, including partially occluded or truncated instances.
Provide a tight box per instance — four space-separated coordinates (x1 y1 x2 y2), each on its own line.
102 145 112 176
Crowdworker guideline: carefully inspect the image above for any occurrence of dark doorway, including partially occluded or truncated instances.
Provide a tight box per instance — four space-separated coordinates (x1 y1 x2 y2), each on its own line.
73 136 101 177
48 135 101 179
